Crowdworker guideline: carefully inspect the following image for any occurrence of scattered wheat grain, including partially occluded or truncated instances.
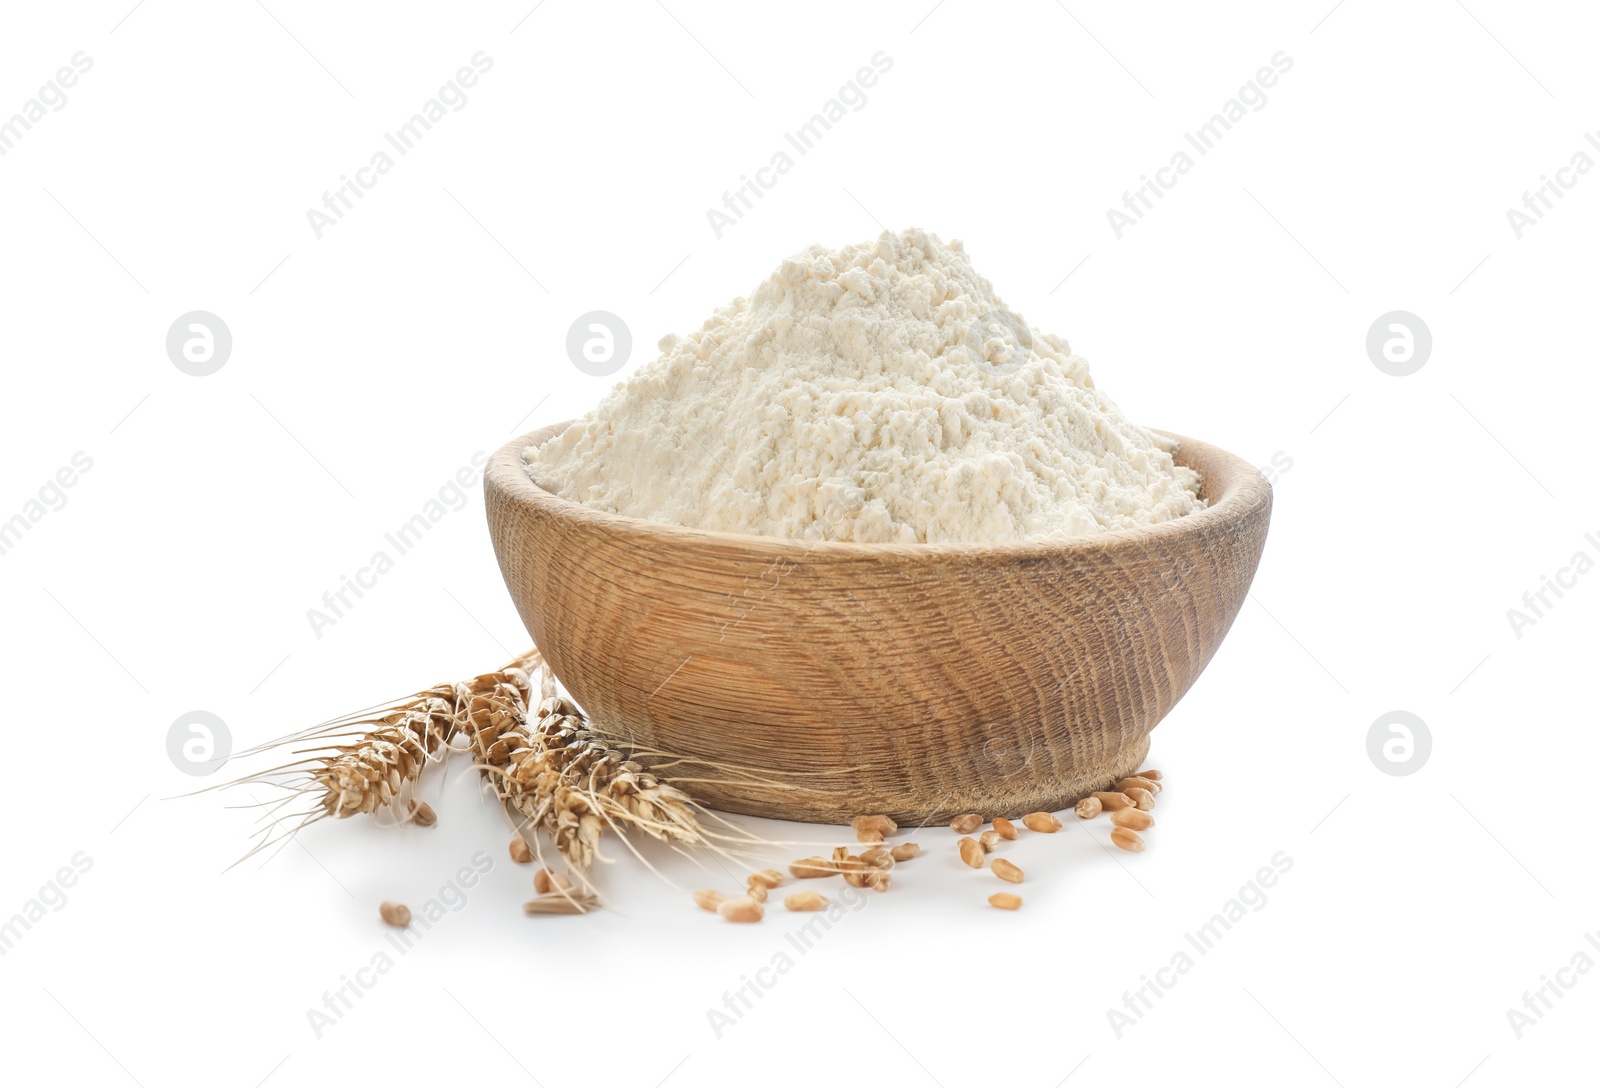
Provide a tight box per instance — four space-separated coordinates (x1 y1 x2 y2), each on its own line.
860 847 894 870
790 857 836 879
785 891 829 911
1110 827 1146 852
533 868 570 895
991 858 1024 884
1022 812 1062 833
718 896 765 923
852 814 897 838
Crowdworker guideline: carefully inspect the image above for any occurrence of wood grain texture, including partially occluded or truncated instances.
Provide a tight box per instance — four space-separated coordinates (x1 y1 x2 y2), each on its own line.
485 423 1272 824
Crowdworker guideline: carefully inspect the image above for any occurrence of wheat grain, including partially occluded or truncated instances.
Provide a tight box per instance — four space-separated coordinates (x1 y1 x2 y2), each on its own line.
1022 812 1062 833
991 858 1024 884
1110 827 1146 852
790 857 837 879
860 847 894 870
852 814 897 838
718 897 764 923
785 891 828 911
1110 809 1154 830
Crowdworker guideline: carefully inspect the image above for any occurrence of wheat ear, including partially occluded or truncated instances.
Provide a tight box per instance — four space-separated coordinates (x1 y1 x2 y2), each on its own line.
463 663 725 876
221 650 541 862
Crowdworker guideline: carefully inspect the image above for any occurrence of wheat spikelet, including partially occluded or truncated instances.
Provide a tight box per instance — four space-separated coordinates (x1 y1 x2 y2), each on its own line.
221 650 541 862
316 690 456 818
465 663 730 880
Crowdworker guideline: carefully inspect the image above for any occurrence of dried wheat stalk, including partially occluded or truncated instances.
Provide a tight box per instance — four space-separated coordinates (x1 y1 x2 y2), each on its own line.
462 661 722 879
223 649 779 917
221 650 541 863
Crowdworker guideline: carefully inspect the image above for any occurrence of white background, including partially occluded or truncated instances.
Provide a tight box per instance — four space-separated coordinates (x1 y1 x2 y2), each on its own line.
1 1 1595 1084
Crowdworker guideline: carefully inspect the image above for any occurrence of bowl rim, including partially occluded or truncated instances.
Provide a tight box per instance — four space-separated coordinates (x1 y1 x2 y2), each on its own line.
488 421 1272 560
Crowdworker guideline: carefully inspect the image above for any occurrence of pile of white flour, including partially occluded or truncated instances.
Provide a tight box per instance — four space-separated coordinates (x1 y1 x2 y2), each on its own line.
526 229 1204 544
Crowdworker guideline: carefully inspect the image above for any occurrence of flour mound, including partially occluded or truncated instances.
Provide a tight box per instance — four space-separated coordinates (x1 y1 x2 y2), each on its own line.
526 228 1205 544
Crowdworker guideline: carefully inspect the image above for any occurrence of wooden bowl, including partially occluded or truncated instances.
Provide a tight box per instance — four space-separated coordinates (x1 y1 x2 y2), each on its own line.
485 423 1271 824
